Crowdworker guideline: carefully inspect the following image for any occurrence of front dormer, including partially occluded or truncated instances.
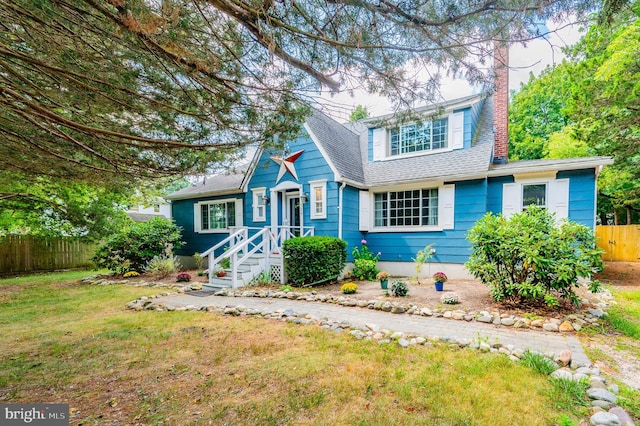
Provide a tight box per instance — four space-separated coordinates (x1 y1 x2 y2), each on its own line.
366 96 484 162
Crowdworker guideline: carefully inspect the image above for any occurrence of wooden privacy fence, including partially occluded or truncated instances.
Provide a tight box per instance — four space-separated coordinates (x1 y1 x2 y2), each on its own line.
596 225 640 262
0 235 96 275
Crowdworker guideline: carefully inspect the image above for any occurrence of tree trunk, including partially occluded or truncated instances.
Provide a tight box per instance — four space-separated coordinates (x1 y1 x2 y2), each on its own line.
627 207 632 225
614 209 619 225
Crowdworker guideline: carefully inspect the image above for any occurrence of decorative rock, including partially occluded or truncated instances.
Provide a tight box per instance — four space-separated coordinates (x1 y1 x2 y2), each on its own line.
590 411 621 426
608 407 635 426
391 305 406 314
559 321 575 332
500 317 515 326
587 388 617 404
543 322 559 332
513 319 528 328
531 319 545 327
592 400 613 410
551 369 574 381
477 315 493 323
381 302 392 312
443 311 453 318
607 383 619 394
420 307 433 316
556 350 572 367
588 308 607 318
398 338 410 348
479 342 491 352
350 330 367 340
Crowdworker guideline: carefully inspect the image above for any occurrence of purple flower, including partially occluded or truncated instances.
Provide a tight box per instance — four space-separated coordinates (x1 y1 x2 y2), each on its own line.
361 239 367 245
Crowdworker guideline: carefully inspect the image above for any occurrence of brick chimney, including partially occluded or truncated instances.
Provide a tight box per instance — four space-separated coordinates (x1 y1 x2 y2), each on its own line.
493 40 509 164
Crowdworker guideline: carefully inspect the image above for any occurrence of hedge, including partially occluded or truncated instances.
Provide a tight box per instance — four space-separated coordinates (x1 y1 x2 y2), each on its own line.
282 236 347 287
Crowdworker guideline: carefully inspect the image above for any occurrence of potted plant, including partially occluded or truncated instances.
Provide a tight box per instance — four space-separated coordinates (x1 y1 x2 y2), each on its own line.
213 266 226 277
432 271 448 292
376 271 390 289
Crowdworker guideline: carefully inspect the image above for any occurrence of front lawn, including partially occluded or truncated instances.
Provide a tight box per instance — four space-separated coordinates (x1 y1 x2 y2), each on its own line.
1 271 589 425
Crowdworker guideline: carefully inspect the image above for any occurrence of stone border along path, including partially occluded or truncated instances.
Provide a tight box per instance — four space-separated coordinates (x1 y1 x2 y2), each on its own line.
82 276 636 426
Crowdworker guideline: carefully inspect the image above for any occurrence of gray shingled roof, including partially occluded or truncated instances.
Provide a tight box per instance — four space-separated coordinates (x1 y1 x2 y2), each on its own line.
166 168 245 200
362 96 494 186
305 109 364 183
489 156 613 175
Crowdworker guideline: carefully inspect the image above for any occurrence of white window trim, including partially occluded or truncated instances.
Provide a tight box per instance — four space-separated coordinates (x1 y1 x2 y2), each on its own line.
502 177 569 220
363 184 454 232
194 198 241 234
309 180 327 220
372 111 464 162
251 187 267 222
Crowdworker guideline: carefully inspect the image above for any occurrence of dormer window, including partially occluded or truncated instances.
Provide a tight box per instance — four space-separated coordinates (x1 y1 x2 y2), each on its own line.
390 118 448 155
371 110 464 161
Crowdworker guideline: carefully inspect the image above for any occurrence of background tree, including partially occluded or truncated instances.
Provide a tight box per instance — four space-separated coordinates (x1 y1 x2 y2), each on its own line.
507 1 639 223
349 105 370 122
0 0 621 233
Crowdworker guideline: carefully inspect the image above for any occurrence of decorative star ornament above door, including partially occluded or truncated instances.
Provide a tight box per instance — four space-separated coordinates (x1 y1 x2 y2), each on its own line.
271 150 304 183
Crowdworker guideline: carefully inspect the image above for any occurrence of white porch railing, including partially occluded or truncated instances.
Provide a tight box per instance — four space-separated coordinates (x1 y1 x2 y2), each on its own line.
202 226 313 288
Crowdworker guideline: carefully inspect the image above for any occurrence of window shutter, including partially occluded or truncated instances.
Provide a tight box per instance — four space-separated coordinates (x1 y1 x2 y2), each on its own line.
438 185 455 229
502 183 521 218
234 199 244 227
549 178 569 220
372 128 386 161
193 203 201 232
359 191 370 231
450 111 464 150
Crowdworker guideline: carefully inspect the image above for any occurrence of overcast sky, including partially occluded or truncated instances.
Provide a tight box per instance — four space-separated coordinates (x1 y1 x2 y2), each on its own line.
317 18 585 122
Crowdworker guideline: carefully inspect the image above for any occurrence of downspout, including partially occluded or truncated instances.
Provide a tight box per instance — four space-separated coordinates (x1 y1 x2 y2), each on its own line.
338 181 346 239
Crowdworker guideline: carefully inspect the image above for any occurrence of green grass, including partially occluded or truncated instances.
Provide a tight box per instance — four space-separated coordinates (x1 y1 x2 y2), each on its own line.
0 271 593 425
605 288 640 339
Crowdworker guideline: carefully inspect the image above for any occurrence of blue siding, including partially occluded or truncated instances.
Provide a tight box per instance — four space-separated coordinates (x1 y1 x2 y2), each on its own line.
487 175 514 214
361 179 488 264
245 136 339 235
559 169 596 228
172 194 244 256
341 186 363 261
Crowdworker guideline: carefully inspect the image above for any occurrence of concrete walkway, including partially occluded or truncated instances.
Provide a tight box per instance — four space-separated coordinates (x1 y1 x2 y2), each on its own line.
154 293 589 365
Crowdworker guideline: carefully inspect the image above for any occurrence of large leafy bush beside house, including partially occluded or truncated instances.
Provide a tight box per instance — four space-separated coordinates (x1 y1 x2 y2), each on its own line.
466 206 603 307
92 217 184 274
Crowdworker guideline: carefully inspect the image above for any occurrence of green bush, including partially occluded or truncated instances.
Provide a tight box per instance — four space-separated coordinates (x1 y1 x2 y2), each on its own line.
390 280 409 297
282 236 347 287
465 206 603 307
144 255 182 279
351 240 380 280
91 217 184 274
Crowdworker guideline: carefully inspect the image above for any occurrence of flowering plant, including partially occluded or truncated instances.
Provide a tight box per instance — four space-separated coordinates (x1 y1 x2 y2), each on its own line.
123 271 139 278
352 240 380 281
176 272 191 282
341 282 358 294
432 272 448 283
376 271 390 280
441 292 459 304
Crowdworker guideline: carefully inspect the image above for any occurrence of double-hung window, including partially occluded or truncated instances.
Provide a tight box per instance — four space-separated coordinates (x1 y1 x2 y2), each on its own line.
196 200 236 232
309 180 327 219
252 188 267 222
522 184 547 209
389 118 448 156
374 189 438 227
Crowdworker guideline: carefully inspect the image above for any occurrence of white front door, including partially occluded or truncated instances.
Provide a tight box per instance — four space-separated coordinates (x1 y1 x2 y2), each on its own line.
284 192 302 237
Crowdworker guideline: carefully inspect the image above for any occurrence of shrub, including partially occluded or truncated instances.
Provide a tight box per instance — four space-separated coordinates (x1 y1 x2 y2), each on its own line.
283 236 347 287
176 272 191 282
413 244 434 283
145 255 181 279
465 206 603 307
92 217 184 274
193 252 204 270
351 239 380 280
341 282 358 294
390 280 409 297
